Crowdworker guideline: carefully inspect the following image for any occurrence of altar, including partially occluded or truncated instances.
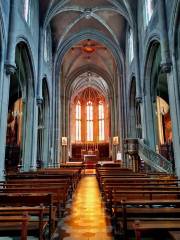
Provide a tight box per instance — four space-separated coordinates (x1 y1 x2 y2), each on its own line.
71 143 109 161
84 154 97 162
81 149 99 169
81 149 99 162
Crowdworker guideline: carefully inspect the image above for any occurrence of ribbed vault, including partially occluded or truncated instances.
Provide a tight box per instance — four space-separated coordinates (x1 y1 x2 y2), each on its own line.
39 0 137 54
70 72 109 103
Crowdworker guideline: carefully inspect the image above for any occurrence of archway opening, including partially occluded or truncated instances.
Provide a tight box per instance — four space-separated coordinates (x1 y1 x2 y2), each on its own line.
58 38 120 164
5 72 23 172
129 77 136 138
5 42 34 172
151 45 174 162
129 77 142 138
37 79 50 168
70 73 110 162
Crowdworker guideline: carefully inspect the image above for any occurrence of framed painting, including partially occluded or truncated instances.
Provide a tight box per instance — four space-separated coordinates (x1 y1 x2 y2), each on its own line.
113 136 119 145
62 137 67 146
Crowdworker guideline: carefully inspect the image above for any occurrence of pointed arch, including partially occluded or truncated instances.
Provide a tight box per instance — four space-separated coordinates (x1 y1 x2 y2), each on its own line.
129 76 136 137
11 42 35 171
37 77 50 168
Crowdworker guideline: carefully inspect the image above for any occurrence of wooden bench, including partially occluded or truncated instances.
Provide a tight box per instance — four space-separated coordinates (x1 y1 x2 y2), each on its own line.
6 174 77 193
113 199 180 239
133 220 180 240
169 231 180 240
99 178 180 193
4 180 73 199
0 206 48 240
0 193 55 240
0 211 29 240
102 184 180 201
3 167 83 238
0 186 67 217
6 170 80 191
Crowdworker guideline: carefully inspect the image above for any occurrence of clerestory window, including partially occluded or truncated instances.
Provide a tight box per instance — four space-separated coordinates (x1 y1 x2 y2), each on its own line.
44 30 48 62
129 28 134 62
24 0 30 23
144 0 154 26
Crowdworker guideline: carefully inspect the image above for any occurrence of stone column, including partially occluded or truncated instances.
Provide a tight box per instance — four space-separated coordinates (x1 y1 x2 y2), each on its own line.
29 97 38 171
5 0 16 70
108 96 113 159
158 0 180 176
63 95 69 163
36 27 43 100
35 26 44 169
134 27 142 103
0 0 17 179
158 0 172 72
67 97 71 162
0 67 16 179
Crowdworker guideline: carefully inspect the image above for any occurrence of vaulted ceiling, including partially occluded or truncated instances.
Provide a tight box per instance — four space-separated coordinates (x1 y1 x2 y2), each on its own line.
62 39 115 79
39 0 137 97
39 0 137 52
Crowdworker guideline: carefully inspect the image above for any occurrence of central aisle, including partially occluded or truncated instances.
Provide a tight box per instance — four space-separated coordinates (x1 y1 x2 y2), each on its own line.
53 175 113 240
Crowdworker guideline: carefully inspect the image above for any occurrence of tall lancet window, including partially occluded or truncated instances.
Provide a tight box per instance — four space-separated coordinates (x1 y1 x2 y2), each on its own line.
144 0 154 26
87 101 93 141
76 101 81 141
98 101 105 141
44 30 48 62
129 28 134 62
24 0 30 22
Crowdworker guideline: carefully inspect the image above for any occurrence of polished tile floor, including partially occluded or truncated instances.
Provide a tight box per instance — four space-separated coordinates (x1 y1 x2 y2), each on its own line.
53 174 114 240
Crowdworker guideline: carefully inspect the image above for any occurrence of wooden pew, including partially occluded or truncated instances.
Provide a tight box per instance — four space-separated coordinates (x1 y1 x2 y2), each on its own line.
96 165 180 239
113 199 180 240
6 169 81 190
106 189 180 212
1 186 68 216
169 231 180 240
3 166 82 238
0 206 47 240
0 193 55 240
4 169 82 216
0 210 29 240
99 178 180 195
4 179 73 199
133 221 180 240
100 177 180 187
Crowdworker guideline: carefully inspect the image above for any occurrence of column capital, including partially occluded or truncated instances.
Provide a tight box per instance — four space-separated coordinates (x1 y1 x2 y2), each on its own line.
30 165 37 171
136 96 142 104
36 96 43 106
160 61 172 73
5 62 16 75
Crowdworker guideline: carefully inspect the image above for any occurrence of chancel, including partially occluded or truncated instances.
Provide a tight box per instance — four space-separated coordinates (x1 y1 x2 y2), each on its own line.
0 0 179 239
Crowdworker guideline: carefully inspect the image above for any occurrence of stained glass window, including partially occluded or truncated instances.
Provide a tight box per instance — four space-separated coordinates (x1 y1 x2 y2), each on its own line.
87 101 93 141
44 31 47 61
24 0 29 22
98 101 105 141
144 0 154 26
76 101 81 141
129 28 134 62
